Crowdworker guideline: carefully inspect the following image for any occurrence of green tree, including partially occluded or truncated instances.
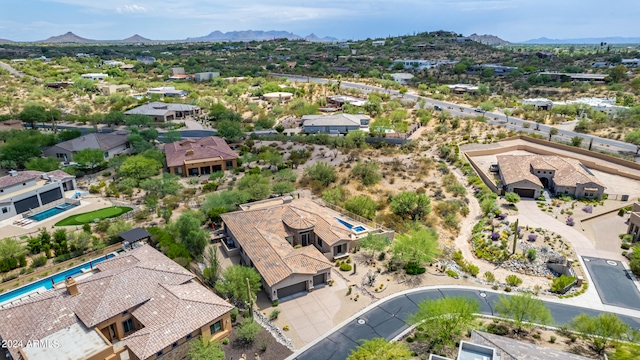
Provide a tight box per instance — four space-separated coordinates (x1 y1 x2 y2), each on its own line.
0 238 25 260
215 265 262 303
18 104 47 128
391 227 440 266
304 162 337 186
359 233 389 259
25 157 61 172
0 142 41 169
408 296 480 351
344 195 378 220
625 129 640 154
57 129 82 142
570 313 629 354
127 133 153 154
73 148 105 168
124 114 152 127
188 339 225 360
494 293 553 334
351 161 381 186
504 192 521 205
389 191 431 221
117 155 162 181
164 129 182 143
608 65 629 83
216 119 244 142
272 181 295 195
173 210 208 257
237 174 271 201
322 186 350 205
345 130 367 148
346 338 412 360
480 197 497 216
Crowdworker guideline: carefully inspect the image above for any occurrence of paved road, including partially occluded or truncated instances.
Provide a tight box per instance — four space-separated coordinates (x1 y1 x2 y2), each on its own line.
270 73 638 156
288 286 640 360
0 61 26 77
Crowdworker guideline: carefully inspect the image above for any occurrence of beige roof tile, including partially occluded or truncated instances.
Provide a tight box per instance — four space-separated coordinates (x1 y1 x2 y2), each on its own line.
498 155 604 188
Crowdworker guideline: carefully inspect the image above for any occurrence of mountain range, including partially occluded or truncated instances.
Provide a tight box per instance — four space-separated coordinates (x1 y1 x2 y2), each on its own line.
521 36 640 44
0 30 339 44
186 30 338 42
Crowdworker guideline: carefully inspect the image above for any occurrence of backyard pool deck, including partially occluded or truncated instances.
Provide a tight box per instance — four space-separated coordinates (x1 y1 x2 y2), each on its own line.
0 197 115 241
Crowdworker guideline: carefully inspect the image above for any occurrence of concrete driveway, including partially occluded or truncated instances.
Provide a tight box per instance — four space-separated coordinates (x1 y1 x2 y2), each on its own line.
257 270 373 349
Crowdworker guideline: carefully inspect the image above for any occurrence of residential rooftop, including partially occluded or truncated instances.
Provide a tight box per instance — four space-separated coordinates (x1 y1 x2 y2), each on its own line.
497 154 604 188
164 136 238 168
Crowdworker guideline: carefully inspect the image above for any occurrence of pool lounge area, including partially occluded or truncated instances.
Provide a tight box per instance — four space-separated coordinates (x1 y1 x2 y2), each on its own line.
0 252 117 308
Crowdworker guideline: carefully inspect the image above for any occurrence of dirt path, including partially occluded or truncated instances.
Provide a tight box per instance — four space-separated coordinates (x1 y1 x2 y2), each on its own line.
451 168 550 288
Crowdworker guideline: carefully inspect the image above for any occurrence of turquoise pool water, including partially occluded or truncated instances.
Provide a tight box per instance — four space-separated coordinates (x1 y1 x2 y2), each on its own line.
335 217 366 233
29 203 77 221
0 253 116 306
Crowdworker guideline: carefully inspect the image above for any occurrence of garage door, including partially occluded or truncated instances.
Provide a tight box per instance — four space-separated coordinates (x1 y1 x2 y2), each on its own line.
514 188 535 198
313 274 325 286
277 282 307 299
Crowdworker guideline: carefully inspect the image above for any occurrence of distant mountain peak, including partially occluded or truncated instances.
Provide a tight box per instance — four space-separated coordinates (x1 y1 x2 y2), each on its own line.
122 34 152 42
468 33 510 46
39 31 94 43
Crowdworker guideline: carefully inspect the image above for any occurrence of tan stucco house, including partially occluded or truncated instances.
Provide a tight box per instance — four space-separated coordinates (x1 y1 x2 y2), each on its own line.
220 197 393 301
497 155 605 199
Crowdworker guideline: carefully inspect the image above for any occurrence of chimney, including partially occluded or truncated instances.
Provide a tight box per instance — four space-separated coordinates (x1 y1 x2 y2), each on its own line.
186 149 194 156
65 277 79 296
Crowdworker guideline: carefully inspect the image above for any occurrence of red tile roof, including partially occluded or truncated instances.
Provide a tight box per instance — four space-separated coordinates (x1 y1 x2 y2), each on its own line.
164 136 238 167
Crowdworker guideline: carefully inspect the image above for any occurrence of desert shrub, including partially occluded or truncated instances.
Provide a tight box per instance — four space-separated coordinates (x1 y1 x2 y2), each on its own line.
446 269 459 278
551 275 576 293
237 318 261 343
230 308 238 322
405 262 426 275
269 309 281 321
487 323 509 336
527 234 537 241
31 256 47 268
339 263 353 272
505 274 523 287
484 271 495 282
526 248 537 261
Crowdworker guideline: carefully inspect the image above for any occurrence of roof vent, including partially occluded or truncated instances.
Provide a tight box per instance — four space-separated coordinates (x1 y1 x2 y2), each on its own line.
186 149 194 155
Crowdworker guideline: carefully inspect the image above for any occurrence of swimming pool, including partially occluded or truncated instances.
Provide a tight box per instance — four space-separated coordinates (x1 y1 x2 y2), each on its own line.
29 203 78 221
335 217 367 233
0 253 116 307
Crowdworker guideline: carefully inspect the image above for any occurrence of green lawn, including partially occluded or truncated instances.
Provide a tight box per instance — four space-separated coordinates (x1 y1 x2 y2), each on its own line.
55 206 133 226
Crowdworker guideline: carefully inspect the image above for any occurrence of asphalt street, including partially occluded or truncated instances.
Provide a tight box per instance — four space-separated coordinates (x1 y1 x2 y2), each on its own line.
270 73 638 156
289 287 640 360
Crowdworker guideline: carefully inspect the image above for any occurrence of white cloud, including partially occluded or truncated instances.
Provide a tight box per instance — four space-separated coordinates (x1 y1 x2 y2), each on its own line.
116 4 147 13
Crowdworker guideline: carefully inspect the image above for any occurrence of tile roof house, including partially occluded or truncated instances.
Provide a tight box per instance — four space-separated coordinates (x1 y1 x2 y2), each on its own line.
165 136 238 176
626 202 640 242
497 155 605 199
124 102 201 122
302 114 370 134
220 197 393 301
0 245 233 360
0 170 76 221
43 130 132 163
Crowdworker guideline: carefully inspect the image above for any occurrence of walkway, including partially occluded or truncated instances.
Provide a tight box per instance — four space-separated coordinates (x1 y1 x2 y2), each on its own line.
0 61 26 77
287 285 640 360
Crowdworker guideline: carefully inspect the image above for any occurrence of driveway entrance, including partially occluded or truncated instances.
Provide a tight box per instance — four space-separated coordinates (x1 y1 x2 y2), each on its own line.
582 257 640 311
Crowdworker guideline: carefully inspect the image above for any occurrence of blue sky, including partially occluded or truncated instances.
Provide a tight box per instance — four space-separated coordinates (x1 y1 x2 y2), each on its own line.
0 0 638 42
